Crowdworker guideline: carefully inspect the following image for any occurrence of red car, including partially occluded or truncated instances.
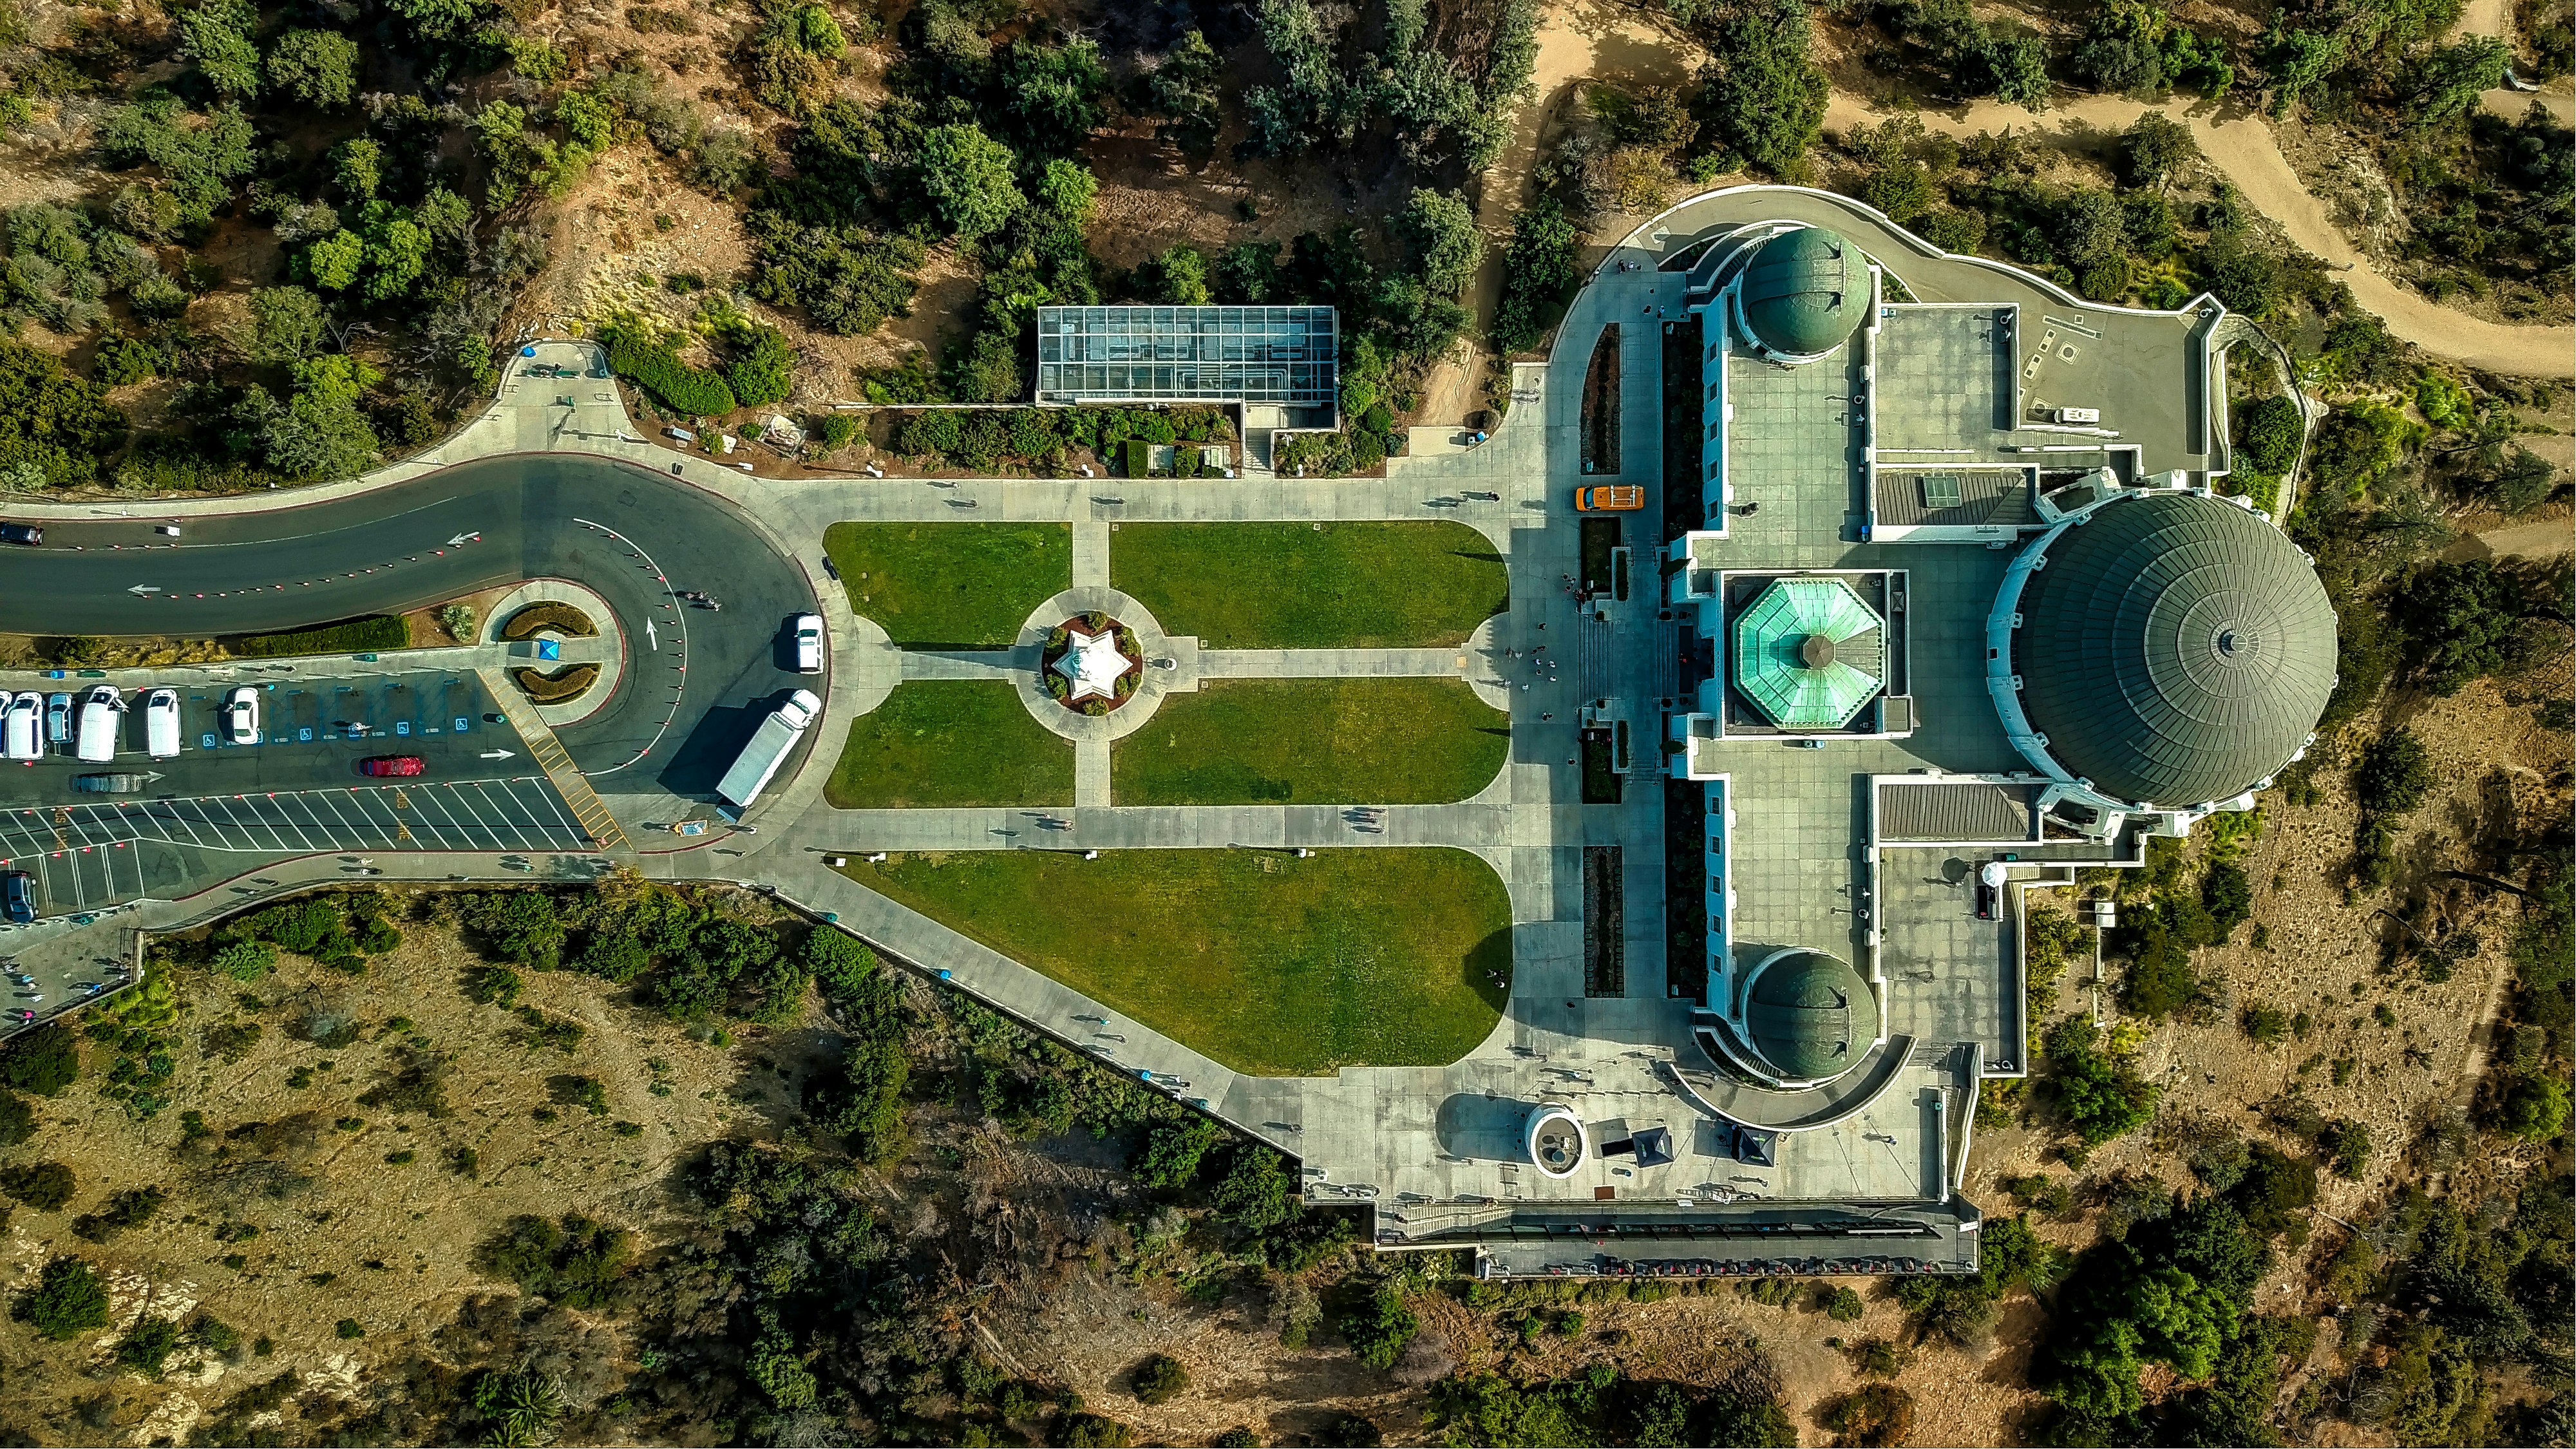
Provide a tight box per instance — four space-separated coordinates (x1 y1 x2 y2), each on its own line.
357 755 425 777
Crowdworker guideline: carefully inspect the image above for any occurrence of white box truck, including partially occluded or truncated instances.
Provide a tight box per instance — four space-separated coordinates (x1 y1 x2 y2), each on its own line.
73 685 124 764
715 688 820 817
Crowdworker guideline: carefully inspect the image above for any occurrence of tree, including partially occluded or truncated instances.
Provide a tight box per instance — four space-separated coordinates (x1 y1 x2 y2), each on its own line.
915 123 1023 240
1212 1146 1296 1230
2407 38 2508 128
0 340 124 487
267 28 360 107
1492 197 1581 353
720 321 795 408
2045 1016 2159 1143
802 927 878 1004
2237 394 2301 476
14 1256 108 1340
1396 187 1482 299
1034 158 1097 225
746 218 923 337
1241 0 1366 157
1337 1283 1418 1370
99 99 257 228
1983 29 2052 110
2353 727 2433 813
2262 29 2345 116
249 286 327 363
998 33 1107 155
177 0 261 99
1138 245 1211 306
1146 29 1224 155
1694 0 1828 175
1131 1354 1189 1405
1132 1119 1222 1187
0 1161 75 1210
303 231 365 292
2124 111 2195 188
747 1332 819 1409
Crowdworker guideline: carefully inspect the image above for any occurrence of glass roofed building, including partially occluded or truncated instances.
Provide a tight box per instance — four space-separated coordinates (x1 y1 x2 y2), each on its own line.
1034 306 1340 424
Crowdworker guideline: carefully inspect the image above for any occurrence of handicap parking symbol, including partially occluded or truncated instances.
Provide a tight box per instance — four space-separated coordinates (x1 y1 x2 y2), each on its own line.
297 727 313 743
395 721 411 737
453 717 471 733
199 733 217 750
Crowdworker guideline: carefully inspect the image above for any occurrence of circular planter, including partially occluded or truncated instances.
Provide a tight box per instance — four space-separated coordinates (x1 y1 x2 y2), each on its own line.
1041 612 1142 716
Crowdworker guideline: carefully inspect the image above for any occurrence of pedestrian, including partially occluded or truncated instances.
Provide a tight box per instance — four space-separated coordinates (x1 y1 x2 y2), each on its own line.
1537 621 1546 630
1521 683 1531 691
1542 712 1553 721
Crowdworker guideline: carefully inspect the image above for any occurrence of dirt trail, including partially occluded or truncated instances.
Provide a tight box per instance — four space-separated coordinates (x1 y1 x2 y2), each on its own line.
1417 0 1698 424
1826 93 2576 378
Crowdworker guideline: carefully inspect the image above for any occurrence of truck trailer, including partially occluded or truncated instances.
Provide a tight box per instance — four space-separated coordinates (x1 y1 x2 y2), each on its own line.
715 689 821 817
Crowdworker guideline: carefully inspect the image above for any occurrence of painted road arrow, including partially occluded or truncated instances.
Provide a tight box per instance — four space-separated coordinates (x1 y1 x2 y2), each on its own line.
448 531 483 546
126 585 160 595
479 749 515 759
644 620 658 651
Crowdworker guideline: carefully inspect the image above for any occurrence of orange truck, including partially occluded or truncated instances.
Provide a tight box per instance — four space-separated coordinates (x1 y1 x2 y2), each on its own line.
1575 485 1645 511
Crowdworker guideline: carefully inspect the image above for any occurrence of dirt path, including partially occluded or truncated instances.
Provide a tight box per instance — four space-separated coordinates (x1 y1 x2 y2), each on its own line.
1417 0 1698 425
1825 93 2576 378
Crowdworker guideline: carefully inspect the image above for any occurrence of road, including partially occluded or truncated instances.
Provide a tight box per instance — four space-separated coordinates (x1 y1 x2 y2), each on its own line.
0 453 823 802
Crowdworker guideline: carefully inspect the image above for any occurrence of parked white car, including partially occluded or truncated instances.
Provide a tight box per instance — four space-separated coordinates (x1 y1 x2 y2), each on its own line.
220 685 260 745
1 693 39 761
142 688 181 761
792 614 823 674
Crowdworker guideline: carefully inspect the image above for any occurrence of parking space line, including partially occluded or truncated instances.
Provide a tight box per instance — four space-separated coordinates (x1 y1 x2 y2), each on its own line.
255 795 325 856
311 791 372 846
465 782 543 853
158 800 216 851
197 798 260 852
407 786 472 848
517 781 587 848
276 793 345 852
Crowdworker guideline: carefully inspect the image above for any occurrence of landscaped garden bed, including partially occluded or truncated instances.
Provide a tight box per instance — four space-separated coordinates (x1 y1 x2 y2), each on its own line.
1110 522 1508 649
1041 612 1142 717
1112 679 1508 805
820 522 1070 648
231 614 411 658
838 847 1511 1075
890 404 1234 477
824 681 1074 810
509 663 600 703
501 601 598 640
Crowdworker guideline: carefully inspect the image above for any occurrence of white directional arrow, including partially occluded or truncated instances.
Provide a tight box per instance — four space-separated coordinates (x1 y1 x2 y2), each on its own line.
644 620 658 651
139 772 164 782
448 531 483 546
479 749 515 759
127 584 160 595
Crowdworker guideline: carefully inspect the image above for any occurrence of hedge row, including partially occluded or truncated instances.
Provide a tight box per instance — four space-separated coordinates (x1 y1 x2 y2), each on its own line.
234 615 410 658
607 331 738 417
511 663 600 703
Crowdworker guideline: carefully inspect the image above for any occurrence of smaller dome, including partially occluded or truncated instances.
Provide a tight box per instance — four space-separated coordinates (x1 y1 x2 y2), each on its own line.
1743 950 1879 1083
1741 227 1866 359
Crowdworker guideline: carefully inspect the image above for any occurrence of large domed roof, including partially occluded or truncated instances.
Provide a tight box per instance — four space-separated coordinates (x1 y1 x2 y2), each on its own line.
1741 227 1866 359
1743 950 1879 1083
2014 492 2336 808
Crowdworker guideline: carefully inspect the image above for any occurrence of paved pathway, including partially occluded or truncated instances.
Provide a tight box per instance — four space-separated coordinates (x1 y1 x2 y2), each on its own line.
1197 648 1469 679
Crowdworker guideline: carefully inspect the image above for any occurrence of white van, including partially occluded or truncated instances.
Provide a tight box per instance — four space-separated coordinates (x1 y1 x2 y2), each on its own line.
73 685 124 764
2051 406 2101 425
1 694 39 761
142 688 182 761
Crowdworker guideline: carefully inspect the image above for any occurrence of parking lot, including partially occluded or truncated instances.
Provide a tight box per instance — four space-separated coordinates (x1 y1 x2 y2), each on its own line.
0 669 591 918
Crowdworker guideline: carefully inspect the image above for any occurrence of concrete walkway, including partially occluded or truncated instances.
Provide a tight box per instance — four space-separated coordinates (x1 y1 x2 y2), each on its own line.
1197 648 1470 679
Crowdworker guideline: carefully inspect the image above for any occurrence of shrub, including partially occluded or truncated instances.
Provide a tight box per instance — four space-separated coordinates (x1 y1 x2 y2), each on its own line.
0 1160 76 1211
2241 1003 2291 1046
817 413 860 450
1130 1353 1189 1405
2318 1118 2371 1177
1823 1383 1915 1448
71 1185 165 1242
2237 394 2302 477
1337 1283 1419 1370
1 1021 80 1095
899 409 963 457
334 1318 365 1338
603 325 737 415
476 1213 634 1309
2043 1017 2157 1144
15 1256 109 1340
113 1312 185 1378
1824 1284 1866 1321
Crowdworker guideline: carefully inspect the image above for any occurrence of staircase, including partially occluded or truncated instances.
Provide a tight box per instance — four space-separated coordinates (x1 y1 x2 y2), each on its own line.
475 668 634 854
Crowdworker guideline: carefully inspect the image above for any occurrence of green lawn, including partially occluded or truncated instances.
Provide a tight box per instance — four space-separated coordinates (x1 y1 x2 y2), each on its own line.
824 681 1072 809
1110 522 1508 647
822 522 1071 647
1115 679 1509 804
841 848 1511 1075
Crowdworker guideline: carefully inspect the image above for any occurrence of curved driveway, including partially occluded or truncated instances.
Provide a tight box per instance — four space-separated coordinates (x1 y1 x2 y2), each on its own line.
0 454 820 797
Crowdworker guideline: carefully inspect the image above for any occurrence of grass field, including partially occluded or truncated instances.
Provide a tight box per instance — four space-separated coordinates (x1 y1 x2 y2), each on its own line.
1114 679 1510 804
1110 521 1508 647
824 681 1073 809
841 848 1512 1075
822 522 1071 647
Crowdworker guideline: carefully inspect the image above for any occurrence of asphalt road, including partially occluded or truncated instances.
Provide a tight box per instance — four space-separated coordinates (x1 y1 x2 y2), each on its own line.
0 455 824 802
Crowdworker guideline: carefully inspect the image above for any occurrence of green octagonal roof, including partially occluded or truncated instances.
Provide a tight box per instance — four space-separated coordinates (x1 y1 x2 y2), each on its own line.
1741 227 1866 359
1745 951 1879 1083
2015 492 2337 808
1733 577 1886 729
